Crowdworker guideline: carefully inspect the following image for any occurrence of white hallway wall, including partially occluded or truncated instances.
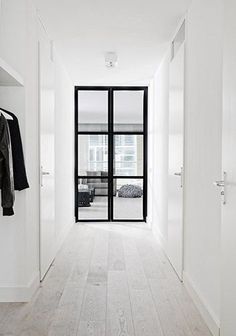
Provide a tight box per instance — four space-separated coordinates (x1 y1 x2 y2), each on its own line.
0 0 40 301
184 0 222 334
54 53 74 250
0 0 74 301
150 50 170 248
151 0 222 335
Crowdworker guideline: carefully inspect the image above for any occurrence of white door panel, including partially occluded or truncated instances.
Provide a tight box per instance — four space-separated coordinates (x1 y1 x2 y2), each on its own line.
39 34 55 280
221 1 236 334
168 44 185 280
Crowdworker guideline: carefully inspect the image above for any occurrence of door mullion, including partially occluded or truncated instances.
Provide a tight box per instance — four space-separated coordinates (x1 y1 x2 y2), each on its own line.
143 88 148 220
74 88 78 222
108 89 114 221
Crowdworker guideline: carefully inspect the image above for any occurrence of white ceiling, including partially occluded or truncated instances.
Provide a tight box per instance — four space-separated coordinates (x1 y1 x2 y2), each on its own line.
34 0 191 85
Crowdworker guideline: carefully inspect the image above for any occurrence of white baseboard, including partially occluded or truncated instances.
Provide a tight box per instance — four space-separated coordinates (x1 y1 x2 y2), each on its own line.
152 224 167 252
146 216 152 229
183 271 220 336
0 272 40 303
0 220 74 303
151 224 220 336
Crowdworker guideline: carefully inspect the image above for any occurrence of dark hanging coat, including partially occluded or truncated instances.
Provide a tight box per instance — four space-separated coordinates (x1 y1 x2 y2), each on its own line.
7 114 29 191
0 113 15 216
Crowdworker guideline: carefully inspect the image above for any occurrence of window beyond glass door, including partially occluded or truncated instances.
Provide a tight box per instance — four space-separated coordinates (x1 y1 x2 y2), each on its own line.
114 90 144 132
114 135 143 176
78 135 108 176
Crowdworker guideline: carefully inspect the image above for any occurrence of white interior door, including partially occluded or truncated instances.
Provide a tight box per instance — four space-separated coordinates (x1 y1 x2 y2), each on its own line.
220 1 236 334
39 33 56 280
167 44 185 280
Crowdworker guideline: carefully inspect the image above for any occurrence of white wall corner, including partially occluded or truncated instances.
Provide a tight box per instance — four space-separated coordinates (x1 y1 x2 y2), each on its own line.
146 216 152 229
0 272 40 303
152 224 168 253
183 271 220 336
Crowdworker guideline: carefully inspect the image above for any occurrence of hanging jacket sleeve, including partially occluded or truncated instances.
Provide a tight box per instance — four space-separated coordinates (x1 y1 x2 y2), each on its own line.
0 114 15 216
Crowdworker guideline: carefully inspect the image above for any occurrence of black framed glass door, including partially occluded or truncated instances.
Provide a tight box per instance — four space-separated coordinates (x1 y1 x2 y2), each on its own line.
75 86 148 222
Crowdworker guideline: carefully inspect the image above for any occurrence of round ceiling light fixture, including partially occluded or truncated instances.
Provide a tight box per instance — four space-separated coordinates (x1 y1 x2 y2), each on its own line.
105 52 118 68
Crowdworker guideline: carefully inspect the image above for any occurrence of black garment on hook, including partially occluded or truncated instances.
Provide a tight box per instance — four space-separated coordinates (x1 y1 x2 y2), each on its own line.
0 108 29 191
0 113 15 216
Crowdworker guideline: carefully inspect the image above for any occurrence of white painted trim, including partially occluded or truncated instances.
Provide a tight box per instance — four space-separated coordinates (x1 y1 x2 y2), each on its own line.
152 224 184 282
0 56 24 86
183 271 220 336
171 13 187 45
152 224 167 252
146 216 152 229
152 227 220 336
0 272 40 303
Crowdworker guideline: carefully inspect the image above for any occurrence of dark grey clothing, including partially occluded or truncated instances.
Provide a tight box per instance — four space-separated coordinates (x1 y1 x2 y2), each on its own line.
8 116 29 191
0 113 15 216
0 107 29 190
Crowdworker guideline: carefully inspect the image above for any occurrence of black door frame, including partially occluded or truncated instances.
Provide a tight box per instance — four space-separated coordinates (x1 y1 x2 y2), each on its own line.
74 86 148 222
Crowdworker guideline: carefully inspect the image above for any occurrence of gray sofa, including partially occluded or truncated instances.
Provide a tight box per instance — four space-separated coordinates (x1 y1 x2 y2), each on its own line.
82 171 116 196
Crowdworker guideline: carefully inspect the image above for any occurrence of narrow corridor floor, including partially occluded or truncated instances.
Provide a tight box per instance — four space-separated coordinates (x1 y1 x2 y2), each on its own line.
0 223 212 336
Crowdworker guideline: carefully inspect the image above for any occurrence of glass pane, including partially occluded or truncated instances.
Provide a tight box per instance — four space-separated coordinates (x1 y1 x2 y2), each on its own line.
114 90 144 132
114 135 143 176
113 179 143 220
78 90 108 132
78 178 108 220
78 135 108 176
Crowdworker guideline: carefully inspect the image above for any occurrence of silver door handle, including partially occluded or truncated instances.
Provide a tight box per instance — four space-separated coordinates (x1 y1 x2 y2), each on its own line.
174 167 183 188
213 172 226 205
40 166 50 187
174 172 182 176
213 181 224 187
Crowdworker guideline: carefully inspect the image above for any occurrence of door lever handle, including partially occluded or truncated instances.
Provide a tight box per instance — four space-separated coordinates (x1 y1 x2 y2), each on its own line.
174 172 182 176
174 167 184 188
213 181 225 187
40 166 50 187
213 172 226 205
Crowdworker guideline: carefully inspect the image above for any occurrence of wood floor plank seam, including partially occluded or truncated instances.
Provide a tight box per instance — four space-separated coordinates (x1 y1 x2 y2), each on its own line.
120 235 136 336
48 237 95 335
77 227 108 335
135 238 174 336
76 231 96 335
123 236 164 336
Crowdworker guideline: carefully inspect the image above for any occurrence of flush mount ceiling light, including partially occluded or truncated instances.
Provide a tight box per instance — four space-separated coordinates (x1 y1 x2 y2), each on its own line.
105 52 118 68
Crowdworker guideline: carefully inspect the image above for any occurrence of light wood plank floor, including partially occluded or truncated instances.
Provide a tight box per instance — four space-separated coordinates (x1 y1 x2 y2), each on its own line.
0 223 212 336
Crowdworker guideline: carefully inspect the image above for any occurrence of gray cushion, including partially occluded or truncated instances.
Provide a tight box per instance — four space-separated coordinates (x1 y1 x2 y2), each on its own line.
87 182 108 189
118 184 143 198
101 171 108 182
